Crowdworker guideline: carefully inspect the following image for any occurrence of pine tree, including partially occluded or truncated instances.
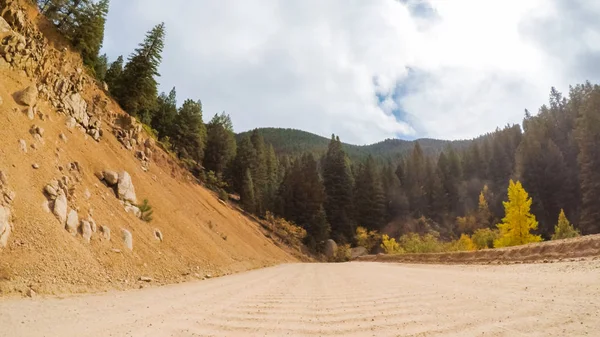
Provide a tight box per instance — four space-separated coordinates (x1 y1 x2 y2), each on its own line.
494 180 542 247
476 186 492 228
250 130 268 215
150 87 177 140
105 55 123 94
172 99 206 163
279 154 329 250
381 161 408 221
354 155 385 231
203 112 237 178
264 145 279 212
94 53 108 81
405 142 427 216
232 136 256 195
323 135 355 242
116 23 165 120
576 84 600 234
240 169 255 213
551 209 580 240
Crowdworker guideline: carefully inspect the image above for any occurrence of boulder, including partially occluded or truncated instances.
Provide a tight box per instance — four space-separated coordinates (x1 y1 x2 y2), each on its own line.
44 183 58 198
324 239 338 259
122 229 133 250
65 209 78 235
117 171 137 204
63 93 89 126
52 190 68 224
87 215 97 232
350 246 368 259
14 85 37 106
26 106 34 120
103 170 118 185
80 220 92 243
100 225 111 241
0 205 11 248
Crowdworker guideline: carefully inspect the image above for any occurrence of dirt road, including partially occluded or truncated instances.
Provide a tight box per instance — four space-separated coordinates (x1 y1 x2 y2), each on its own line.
1 261 599 336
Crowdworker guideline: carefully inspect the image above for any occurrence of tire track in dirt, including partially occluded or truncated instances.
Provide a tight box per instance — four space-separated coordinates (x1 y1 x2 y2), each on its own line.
0 261 599 336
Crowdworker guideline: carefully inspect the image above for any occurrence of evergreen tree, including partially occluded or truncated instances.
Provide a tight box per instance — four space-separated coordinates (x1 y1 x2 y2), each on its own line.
116 23 165 120
240 169 255 213
476 186 492 228
551 209 580 240
354 155 385 231
105 55 123 94
405 142 427 216
203 112 237 178
172 99 206 163
94 53 108 81
381 161 408 221
264 145 279 212
150 87 177 140
494 180 542 247
279 154 330 249
322 135 355 242
576 84 600 234
250 130 268 215
232 136 256 194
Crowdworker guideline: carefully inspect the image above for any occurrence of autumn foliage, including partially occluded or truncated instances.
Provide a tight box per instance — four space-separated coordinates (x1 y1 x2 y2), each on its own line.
494 180 542 247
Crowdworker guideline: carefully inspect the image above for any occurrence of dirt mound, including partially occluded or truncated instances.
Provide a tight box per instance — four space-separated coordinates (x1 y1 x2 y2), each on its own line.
357 234 600 264
0 0 297 297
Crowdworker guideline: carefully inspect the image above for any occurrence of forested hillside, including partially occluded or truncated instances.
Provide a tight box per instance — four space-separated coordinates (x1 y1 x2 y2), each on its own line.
236 128 470 161
34 1 600 255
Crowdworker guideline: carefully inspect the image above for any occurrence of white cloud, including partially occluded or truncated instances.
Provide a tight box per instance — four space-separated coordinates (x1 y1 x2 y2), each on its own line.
103 0 600 144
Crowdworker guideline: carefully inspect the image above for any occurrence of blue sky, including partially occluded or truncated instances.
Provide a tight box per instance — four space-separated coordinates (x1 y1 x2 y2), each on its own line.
102 0 600 145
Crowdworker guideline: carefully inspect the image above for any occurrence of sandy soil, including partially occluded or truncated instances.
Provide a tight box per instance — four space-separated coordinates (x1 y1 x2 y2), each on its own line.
1 261 598 337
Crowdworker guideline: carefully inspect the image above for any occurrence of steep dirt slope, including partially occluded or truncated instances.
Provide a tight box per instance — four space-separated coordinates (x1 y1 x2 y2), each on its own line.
0 0 296 296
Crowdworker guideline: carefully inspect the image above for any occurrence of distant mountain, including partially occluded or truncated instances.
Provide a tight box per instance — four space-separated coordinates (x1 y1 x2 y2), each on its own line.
236 128 472 161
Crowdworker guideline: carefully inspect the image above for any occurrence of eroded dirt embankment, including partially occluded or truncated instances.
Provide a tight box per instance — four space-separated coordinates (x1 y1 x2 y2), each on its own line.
357 234 600 264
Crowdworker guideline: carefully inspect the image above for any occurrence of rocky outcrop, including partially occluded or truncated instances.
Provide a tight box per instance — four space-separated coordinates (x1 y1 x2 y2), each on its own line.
0 0 106 141
52 189 67 224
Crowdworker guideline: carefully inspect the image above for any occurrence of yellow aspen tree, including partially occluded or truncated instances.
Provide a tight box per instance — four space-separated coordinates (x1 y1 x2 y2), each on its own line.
494 180 542 247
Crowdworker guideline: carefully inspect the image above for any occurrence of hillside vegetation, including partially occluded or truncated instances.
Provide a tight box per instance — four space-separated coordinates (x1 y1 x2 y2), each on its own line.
236 127 470 161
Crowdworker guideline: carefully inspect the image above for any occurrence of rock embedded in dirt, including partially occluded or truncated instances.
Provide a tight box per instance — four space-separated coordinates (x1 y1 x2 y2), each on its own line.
325 239 338 259
350 246 368 259
122 229 133 250
154 229 163 242
65 209 78 235
87 215 97 233
0 171 8 185
14 85 37 106
59 133 67 142
124 204 141 218
81 220 92 243
53 190 68 224
102 170 118 185
100 225 111 241
0 205 12 248
63 93 89 127
18 139 27 153
32 163 39 169
44 183 58 198
26 288 36 298
117 171 137 204
26 106 34 120
65 117 76 129
139 276 152 282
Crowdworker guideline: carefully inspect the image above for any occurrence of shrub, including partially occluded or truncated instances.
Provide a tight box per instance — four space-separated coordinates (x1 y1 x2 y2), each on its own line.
551 209 580 240
448 234 476 252
398 232 444 254
381 234 403 254
355 226 381 252
137 198 153 222
218 189 229 202
471 228 498 249
333 244 351 262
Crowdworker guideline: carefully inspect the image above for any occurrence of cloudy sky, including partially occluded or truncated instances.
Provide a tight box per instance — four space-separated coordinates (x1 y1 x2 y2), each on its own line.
102 0 600 145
